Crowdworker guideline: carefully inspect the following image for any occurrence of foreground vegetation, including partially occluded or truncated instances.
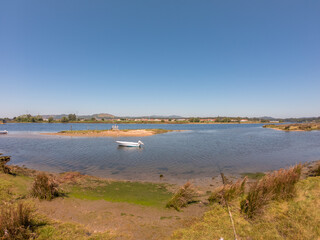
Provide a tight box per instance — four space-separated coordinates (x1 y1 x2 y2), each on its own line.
172 163 320 240
264 122 320 131
1 154 320 239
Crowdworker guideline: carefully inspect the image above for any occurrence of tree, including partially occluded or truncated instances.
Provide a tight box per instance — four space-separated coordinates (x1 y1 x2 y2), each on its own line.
61 117 69 123
91 117 96 121
48 117 54 123
68 114 76 121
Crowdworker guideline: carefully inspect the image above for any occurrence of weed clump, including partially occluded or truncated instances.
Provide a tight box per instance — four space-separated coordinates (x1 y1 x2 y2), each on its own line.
166 182 197 211
0 203 35 239
208 177 247 205
241 164 302 218
0 156 12 174
31 173 61 200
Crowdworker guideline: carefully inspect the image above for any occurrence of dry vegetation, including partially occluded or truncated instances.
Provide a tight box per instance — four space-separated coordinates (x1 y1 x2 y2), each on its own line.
172 163 320 240
240 164 301 218
264 122 320 131
0 155 12 174
31 174 61 200
0 203 35 240
208 177 247 205
166 182 198 211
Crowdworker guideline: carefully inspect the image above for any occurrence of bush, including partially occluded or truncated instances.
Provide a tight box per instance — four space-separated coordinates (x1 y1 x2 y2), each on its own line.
0 203 35 239
31 174 60 200
208 177 247 205
0 156 11 174
166 182 197 211
241 164 302 218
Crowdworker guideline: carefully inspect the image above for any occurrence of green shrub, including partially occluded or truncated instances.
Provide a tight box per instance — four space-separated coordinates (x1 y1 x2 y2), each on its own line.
31 174 60 200
166 182 197 211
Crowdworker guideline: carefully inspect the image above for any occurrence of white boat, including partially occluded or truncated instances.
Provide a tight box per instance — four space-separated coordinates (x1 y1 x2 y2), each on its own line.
116 140 144 147
0 130 8 134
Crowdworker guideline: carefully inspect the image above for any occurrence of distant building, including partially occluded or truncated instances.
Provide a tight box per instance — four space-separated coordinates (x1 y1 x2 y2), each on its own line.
240 119 248 122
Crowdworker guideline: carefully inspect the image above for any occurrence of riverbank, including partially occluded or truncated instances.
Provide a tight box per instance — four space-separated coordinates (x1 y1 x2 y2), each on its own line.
42 129 178 137
1 154 320 239
263 123 320 131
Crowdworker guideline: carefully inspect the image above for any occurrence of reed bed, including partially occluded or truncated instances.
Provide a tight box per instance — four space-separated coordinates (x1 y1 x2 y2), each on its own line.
166 182 197 211
241 164 302 218
208 177 247 205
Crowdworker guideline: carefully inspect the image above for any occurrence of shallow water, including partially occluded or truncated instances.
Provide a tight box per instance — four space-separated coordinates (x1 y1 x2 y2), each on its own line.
0 123 320 184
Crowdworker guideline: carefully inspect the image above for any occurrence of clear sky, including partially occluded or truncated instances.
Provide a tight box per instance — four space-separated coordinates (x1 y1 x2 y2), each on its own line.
1 0 319 118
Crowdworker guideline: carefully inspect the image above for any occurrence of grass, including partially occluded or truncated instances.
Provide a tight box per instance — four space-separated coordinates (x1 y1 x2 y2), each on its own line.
0 173 33 201
240 172 265 179
68 180 172 208
36 222 118 240
171 176 320 240
166 182 198 211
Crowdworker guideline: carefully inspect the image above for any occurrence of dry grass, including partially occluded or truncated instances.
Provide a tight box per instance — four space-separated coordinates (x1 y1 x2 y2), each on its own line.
166 183 197 211
171 176 320 240
31 173 61 200
241 164 302 218
0 203 35 240
208 177 247 205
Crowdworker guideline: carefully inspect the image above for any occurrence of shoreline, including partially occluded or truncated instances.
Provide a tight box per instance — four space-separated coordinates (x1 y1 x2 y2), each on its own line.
263 123 320 132
8 121 266 124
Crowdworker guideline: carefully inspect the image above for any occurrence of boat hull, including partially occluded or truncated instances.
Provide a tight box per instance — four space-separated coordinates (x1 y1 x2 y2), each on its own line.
116 141 141 147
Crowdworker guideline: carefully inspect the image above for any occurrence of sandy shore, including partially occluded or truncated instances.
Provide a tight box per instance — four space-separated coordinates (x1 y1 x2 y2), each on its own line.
42 129 178 137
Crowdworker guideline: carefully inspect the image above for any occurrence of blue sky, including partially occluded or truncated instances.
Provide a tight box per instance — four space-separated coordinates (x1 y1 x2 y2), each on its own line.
1 0 319 118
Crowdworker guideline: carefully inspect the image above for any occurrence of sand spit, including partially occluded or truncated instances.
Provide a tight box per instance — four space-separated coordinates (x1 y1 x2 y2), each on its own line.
42 129 181 137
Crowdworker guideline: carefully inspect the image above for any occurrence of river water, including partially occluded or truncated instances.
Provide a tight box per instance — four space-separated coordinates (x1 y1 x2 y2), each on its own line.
0 123 319 184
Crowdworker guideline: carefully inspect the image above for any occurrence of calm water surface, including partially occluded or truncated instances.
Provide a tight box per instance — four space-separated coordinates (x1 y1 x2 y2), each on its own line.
0 123 320 184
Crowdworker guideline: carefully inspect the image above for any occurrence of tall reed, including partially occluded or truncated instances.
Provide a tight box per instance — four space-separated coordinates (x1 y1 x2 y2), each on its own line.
208 177 247 205
241 164 302 218
166 182 197 211
0 203 34 239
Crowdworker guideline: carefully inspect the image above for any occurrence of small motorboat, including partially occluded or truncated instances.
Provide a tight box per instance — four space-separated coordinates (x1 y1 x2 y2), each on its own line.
116 140 144 147
0 130 8 134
